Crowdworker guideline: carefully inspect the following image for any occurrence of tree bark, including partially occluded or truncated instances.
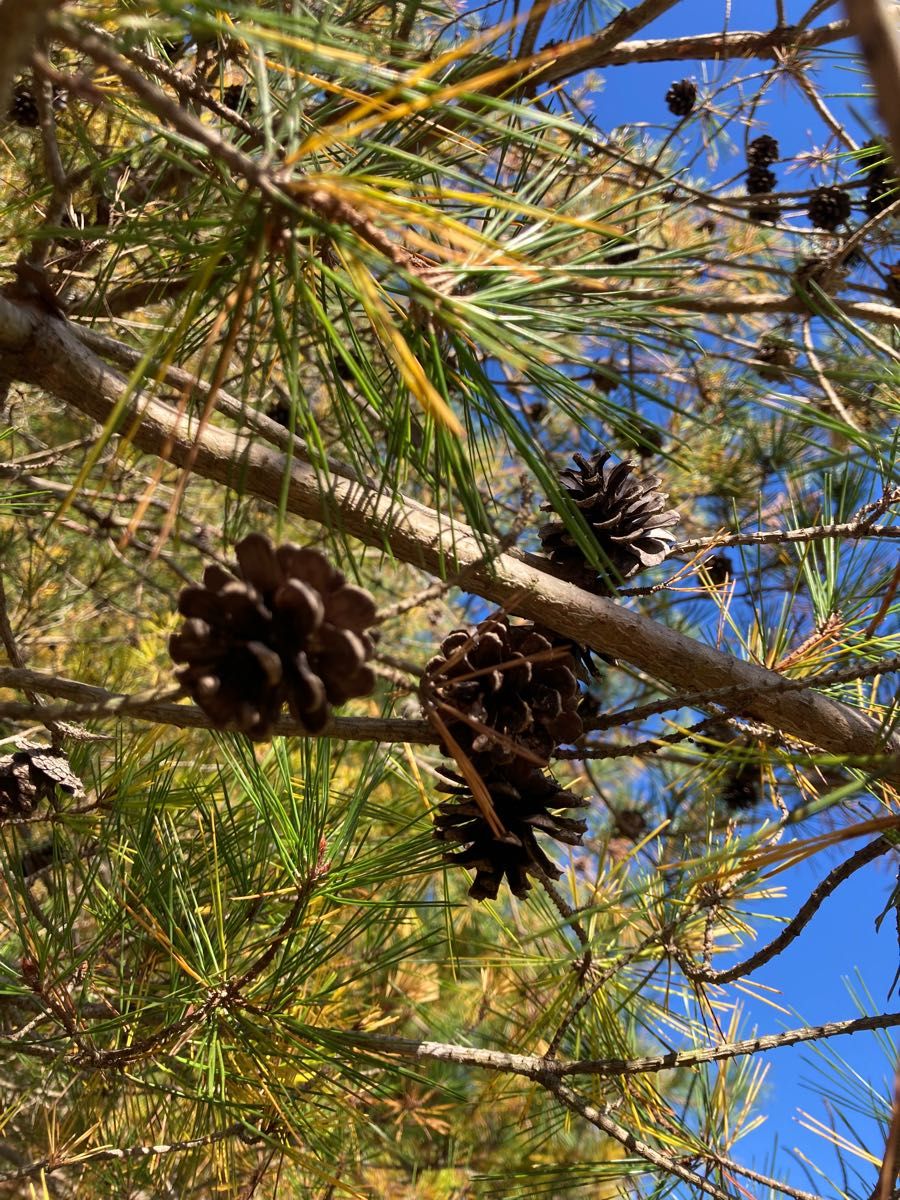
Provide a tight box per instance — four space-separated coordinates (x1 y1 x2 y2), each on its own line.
1 295 898 780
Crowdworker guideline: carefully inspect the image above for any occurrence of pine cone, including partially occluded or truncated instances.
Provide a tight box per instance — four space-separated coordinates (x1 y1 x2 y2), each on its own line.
0 745 82 818
8 88 38 128
170 534 377 739
747 135 779 167
423 616 584 772
860 139 892 183
538 449 679 591
864 176 897 218
665 79 696 117
223 84 254 114
746 165 776 196
748 200 782 224
752 336 795 381
434 768 588 900
720 763 760 811
702 553 733 585
266 400 292 428
807 185 850 231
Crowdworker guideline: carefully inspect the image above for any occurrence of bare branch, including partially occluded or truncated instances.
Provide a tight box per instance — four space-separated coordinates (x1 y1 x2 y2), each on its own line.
0 667 434 745
685 836 895 985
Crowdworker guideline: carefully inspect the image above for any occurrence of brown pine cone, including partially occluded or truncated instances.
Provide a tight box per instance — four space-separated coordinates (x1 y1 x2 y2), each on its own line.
170 534 377 739
665 79 696 117
0 745 83 818
433 767 588 900
423 616 585 772
807 186 851 231
538 449 679 591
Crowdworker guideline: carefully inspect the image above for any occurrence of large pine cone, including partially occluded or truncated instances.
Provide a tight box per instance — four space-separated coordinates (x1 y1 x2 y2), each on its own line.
539 450 679 591
423 616 584 772
169 534 377 739
434 767 588 900
0 745 83 818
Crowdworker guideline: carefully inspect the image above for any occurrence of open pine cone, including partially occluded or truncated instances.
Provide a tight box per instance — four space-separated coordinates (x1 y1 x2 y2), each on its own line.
538 449 679 591
0 745 83 818
169 534 377 739
434 767 588 900
422 616 584 771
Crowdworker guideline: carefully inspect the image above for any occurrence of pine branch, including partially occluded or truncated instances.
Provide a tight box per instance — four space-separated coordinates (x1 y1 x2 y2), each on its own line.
341 1008 900 1080
0 0 60 116
0 667 434 744
1 294 898 781
684 836 895 985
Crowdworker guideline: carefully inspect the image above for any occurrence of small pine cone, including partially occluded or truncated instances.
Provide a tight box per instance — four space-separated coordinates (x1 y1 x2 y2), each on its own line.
538 449 679 592
8 87 39 128
223 84 253 114
665 79 696 117
752 336 795 381
720 763 760 811
747 135 779 167
169 534 377 739
860 139 891 183
434 767 588 900
702 553 733 585
864 176 897 218
603 242 640 264
523 400 548 422
612 808 647 840
0 745 82 818
746 165 776 196
266 400 292 428
807 185 850 231
748 200 782 224
423 616 584 772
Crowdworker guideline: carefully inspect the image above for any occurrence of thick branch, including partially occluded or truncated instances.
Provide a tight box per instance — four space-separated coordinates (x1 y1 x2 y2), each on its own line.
543 19 850 80
843 0 900 166
0 0 61 115
1 296 899 781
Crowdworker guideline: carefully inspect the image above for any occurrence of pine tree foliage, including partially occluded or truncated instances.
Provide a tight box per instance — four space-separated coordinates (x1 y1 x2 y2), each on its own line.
0 0 898 1196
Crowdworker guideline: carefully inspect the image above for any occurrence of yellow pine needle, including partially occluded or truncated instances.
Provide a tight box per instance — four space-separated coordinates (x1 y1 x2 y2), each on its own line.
344 254 464 435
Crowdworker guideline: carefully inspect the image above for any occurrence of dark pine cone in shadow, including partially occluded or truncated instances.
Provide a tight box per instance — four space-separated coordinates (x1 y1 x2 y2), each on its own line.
169 534 377 739
538 449 679 592
0 745 83 818
423 616 585 772
433 766 588 900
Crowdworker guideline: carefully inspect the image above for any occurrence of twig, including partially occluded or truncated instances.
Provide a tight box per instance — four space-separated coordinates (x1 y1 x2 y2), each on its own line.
685 836 894 985
343 1008 900 1080
0 666 436 745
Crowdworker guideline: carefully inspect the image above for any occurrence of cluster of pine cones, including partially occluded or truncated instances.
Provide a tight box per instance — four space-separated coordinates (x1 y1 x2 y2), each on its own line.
424 616 591 901
169 534 378 740
745 135 781 224
166 448 680 900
